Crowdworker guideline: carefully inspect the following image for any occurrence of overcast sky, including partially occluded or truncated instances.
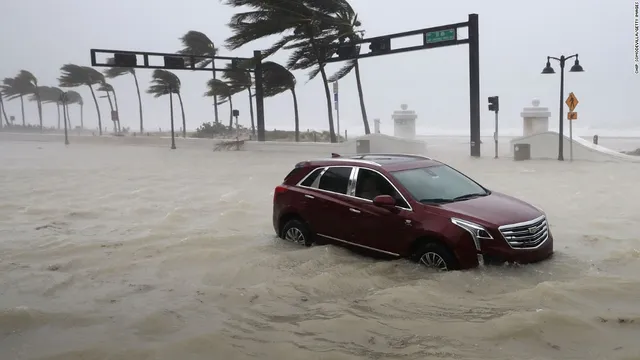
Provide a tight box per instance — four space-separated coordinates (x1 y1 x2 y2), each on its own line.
1 0 638 136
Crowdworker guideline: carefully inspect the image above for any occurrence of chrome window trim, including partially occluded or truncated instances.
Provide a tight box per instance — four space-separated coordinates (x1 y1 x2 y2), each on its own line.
352 166 413 211
317 233 400 256
297 165 354 195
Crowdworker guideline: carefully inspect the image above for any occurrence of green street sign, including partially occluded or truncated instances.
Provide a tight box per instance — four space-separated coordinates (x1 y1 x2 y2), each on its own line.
425 29 456 44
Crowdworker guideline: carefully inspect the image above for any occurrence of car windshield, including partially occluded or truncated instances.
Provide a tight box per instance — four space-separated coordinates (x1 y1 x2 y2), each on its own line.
391 165 489 204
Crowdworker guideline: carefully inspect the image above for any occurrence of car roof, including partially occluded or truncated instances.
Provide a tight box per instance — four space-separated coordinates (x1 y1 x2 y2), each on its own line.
303 153 442 172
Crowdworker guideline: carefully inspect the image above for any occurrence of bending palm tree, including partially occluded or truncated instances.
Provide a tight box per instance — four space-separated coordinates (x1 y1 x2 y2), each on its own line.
147 70 186 138
222 62 255 135
104 59 144 133
205 79 240 130
16 71 44 131
327 4 370 134
261 61 301 141
59 64 105 135
224 0 354 143
1 75 34 126
32 86 63 128
178 30 219 124
0 95 8 126
66 90 83 130
97 82 120 133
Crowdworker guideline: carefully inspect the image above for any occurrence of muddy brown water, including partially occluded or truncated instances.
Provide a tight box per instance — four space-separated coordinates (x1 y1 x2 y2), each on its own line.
1 140 640 360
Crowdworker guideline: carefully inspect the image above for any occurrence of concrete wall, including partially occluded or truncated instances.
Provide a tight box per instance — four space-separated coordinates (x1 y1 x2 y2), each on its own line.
509 131 640 162
0 132 427 156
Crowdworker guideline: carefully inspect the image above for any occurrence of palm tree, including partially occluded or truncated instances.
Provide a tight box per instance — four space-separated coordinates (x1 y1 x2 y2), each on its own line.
15 71 44 130
31 86 63 128
1 75 34 126
205 79 240 130
222 62 255 135
178 30 220 124
97 82 120 133
104 59 144 133
224 0 353 143
0 95 8 126
59 64 105 135
326 4 370 134
66 90 84 130
261 61 301 141
147 70 186 138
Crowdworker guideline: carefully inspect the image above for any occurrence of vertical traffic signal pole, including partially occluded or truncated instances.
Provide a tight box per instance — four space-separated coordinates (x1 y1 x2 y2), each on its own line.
468 14 481 157
494 108 499 159
254 50 266 142
169 86 176 150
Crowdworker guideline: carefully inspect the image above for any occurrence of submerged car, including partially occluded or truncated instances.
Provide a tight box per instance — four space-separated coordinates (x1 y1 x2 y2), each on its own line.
272 153 553 271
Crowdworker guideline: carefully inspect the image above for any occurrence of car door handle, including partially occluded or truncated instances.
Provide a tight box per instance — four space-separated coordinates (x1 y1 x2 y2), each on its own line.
304 194 315 199
349 208 361 214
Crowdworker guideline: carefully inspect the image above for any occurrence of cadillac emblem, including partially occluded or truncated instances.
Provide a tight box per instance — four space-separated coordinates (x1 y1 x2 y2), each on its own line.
528 227 536 234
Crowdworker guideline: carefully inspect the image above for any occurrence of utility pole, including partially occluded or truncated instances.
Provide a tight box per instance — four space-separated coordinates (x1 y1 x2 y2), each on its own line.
488 96 499 158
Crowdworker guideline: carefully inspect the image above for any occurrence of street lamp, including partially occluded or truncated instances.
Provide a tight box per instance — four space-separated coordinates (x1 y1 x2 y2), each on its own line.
541 54 584 161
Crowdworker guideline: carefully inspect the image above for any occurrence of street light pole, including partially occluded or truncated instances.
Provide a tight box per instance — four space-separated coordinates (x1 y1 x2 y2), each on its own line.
541 54 584 161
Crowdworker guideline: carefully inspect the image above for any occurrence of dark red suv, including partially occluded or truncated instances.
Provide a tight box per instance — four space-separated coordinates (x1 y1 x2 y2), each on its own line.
272 153 553 271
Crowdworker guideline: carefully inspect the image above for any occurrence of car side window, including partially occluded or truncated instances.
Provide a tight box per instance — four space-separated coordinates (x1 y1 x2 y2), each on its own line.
299 167 324 187
317 166 353 194
355 168 410 209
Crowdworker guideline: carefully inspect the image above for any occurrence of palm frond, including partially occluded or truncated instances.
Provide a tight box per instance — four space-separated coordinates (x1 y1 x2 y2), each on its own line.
147 69 181 98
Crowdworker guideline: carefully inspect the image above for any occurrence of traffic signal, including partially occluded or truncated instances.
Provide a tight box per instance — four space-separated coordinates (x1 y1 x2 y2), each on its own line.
488 96 499 112
164 56 185 69
336 43 358 59
113 53 137 67
369 37 391 53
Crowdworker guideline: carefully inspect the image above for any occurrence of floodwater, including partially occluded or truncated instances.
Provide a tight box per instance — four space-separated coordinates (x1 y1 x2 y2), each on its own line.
1 138 640 360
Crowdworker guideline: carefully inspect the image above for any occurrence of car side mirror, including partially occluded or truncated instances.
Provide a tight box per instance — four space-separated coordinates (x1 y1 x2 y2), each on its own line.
373 195 396 207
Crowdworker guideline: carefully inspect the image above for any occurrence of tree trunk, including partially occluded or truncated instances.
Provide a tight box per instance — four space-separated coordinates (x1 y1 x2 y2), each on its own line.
19 95 25 126
354 60 370 135
212 63 219 123
132 71 144 133
80 104 84 130
65 103 72 130
228 96 234 129
247 87 255 136
307 29 336 143
177 92 186 138
88 85 102 135
105 91 116 133
35 86 43 131
57 103 61 129
291 88 300 142
0 96 9 126
111 89 121 132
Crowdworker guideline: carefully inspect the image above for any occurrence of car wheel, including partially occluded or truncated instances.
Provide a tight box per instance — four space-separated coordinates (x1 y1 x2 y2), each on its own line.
281 219 313 247
414 242 458 271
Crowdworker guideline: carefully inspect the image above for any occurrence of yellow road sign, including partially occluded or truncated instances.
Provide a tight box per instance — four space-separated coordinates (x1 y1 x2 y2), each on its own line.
565 92 579 111
567 111 578 120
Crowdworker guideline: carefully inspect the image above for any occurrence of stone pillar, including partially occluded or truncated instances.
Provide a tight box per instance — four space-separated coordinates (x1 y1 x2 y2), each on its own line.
373 119 381 134
520 99 551 137
392 104 417 139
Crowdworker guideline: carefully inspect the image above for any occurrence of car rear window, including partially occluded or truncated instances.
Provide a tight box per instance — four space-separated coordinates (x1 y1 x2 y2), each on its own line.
300 167 323 187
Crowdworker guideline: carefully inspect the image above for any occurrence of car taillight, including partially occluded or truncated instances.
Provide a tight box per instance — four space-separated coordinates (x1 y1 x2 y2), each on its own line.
274 185 288 200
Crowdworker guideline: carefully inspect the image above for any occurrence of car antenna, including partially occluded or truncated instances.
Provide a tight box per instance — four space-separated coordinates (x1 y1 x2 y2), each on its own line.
331 153 341 158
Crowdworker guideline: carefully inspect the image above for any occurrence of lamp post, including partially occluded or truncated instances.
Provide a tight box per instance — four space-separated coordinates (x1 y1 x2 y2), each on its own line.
541 54 584 161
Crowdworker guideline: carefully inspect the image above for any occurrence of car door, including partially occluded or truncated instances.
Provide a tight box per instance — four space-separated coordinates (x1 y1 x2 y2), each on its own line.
302 166 356 243
349 167 416 256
